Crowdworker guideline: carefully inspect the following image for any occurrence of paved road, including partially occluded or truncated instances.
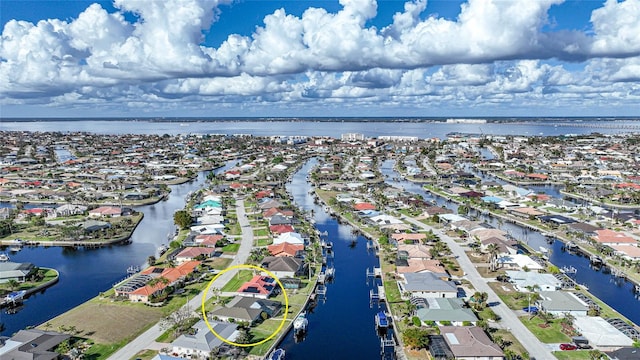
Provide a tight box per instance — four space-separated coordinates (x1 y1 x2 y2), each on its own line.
401 215 555 360
108 198 254 360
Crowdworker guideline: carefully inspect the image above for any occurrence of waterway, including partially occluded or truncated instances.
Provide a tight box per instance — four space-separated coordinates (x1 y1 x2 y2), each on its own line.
0 162 235 336
278 159 383 359
1 119 637 139
380 159 640 326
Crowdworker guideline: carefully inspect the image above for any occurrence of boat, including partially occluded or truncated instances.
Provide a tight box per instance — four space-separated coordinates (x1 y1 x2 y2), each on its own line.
0 253 9 262
127 265 140 274
9 246 22 252
267 348 285 360
565 241 578 251
3 290 26 305
293 312 308 334
157 244 168 255
375 311 389 329
561 266 577 275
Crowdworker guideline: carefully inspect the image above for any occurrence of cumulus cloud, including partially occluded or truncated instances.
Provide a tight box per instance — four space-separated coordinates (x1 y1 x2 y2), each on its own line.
1 0 640 115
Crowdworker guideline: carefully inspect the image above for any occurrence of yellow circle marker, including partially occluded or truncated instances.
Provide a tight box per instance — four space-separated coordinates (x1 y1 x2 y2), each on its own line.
201 264 289 347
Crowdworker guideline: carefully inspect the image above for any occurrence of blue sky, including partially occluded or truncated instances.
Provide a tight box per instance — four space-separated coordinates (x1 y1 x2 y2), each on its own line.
1 0 639 117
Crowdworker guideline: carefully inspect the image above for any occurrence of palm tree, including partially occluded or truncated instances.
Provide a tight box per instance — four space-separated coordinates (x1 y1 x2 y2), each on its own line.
486 243 500 272
7 279 20 291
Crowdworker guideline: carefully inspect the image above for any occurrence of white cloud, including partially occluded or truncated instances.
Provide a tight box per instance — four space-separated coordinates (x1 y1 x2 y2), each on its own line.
1 0 640 115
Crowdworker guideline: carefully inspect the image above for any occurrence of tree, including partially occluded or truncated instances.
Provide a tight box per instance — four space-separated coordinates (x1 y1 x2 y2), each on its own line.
160 306 196 337
173 210 192 229
7 279 19 291
471 291 489 311
486 243 500 272
402 327 430 350
147 255 156 266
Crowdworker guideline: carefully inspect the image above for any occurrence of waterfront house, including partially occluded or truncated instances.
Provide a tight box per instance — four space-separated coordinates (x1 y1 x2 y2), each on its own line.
269 224 295 235
194 234 223 247
0 261 34 283
267 242 304 257
175 247 216 263
397 244 432 259
536 291 589 317
237 275 277 299
396 258 448 278
566 222 601 237
88 206 122 218
0 329 70 360
397 272 458 300
415 298 478 326
261 256 306 278
80 219 112 233
504 270 561 292
119 261 200 303
54 203 87 217
611 244 640 260
209 296 282 325
574 316 634 347
430 326 504 360
593 229 637 246
391 233 427 244
272 232 304 246
170 320 238 359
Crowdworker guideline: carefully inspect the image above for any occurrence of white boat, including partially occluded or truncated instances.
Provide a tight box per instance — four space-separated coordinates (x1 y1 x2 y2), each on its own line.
293 312 308 333
267 348 285 360
9 246 22 252
3 290 26 303
0 253 9 262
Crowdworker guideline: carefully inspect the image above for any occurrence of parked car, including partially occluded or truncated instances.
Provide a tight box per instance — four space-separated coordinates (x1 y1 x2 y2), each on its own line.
560 343 577 351
522 306 538 313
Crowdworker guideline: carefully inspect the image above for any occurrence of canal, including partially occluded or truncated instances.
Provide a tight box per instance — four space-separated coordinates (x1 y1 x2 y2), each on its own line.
381 159 640 326
278 159 383 359
0 161 236 336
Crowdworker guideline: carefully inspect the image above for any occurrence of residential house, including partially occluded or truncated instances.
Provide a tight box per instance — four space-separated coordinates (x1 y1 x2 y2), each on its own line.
430 326 504 360
0 261 35 283
209 296 282 324
272 232 304 246
391 233 427 244
537 291 589 317
505 270 561 292
267 242 304 257
237 275 277 299
269 224 295 235
170 320 238 360
54 204 87 217
397 244 431 260
88 206 122 218
261 256 306 278
397 272 458 299
593 229 638 246
194 234 223 247
0 329 70 360
175 247 216 263
117 261 200 303
415 298 478 326
396 258 448 278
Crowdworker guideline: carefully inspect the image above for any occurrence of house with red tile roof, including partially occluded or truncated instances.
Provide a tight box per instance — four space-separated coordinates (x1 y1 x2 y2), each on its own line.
194 234 223 247
237 275 277 299
353 202 376 211
267 242 304 257
593 229 638 246
88 206 122 218
126 261 201 303
269 224 295 235
175 247 217 263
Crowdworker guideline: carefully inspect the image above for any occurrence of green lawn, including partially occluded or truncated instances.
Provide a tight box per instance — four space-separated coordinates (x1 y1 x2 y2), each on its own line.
553 350 594 360
0 268 59 294
255 238 272 247
205 257 232 270
254 228 269 237
221 270 254 292
520 316 571 343
383 279 402 303
222 243 240 253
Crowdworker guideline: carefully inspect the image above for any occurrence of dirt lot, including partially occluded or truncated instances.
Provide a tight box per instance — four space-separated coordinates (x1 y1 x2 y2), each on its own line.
40 301 163 344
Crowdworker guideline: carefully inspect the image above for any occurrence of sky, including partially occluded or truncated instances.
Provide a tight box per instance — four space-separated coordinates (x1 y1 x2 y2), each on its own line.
1 0 639 118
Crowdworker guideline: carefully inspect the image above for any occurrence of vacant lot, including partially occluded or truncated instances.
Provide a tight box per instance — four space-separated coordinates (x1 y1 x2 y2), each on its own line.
41 301 163 344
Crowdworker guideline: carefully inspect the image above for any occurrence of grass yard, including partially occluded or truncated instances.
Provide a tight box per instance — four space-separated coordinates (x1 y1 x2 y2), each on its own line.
255 238 272 246
205 257 233 270
552 350 594 359
488 282 528 310
254 228 269 237
129 349 159 360
221 270 254 292
383 279 402 303
519 316 571 343
221 243 240 253
41 301 163 344
491 329 528 358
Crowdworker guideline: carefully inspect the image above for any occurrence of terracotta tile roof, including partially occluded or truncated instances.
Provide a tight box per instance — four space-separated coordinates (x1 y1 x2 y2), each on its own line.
267 242 304 257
